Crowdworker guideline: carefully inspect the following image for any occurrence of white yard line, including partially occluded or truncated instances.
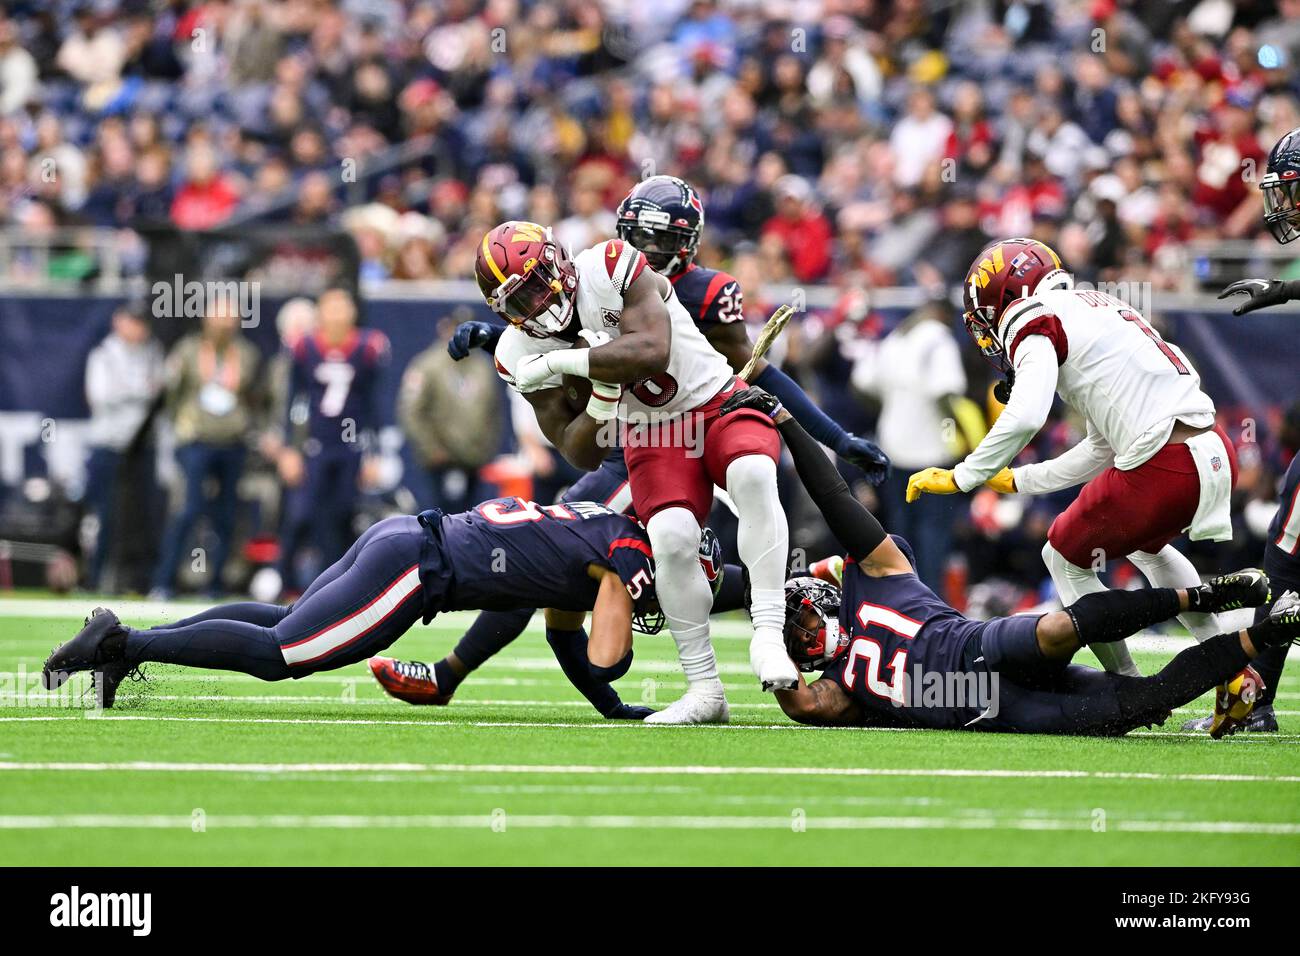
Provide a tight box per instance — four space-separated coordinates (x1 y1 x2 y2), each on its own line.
3 596 1297 656
1 713 1297 741
0 812 1294 835
0 759 1295 783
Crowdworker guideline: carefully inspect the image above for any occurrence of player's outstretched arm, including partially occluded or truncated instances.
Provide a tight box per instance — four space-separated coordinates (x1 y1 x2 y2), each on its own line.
775 674 862 726
721 386 910 574
705 320 890 483
588 570 635 669
524 387 609 471
447 319 505 360
1218 278 1300 316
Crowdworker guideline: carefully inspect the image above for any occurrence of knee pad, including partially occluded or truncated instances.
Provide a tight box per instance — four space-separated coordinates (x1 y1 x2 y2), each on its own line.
646 508 702 561
725 453 778 498
589 649 633 683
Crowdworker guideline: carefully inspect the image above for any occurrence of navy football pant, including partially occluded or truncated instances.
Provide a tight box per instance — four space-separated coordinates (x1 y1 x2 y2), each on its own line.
972 614 1252 735
126 516 426 680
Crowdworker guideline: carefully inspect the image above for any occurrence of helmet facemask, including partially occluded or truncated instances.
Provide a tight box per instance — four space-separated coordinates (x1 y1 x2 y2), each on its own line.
783 577 848 672
485 233 576 337
1262 173 1300 244
617 210 699 277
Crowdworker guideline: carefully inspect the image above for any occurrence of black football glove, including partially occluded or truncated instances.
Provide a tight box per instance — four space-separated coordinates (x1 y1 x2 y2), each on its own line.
447 320 503 360
720 386 784 420
837 433 890 486
603 702 656 720
1217 278 1300 316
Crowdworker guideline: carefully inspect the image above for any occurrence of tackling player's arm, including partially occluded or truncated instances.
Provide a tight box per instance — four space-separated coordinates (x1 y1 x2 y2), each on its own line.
1218 278 1300 315
775 673 862 726
704 320 763 376
705 309 890 482
722 387 911 576
524 386 608 472
585 566 635 670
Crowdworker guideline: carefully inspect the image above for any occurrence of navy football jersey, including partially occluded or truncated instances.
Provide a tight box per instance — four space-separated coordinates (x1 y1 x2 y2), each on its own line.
433 497 655 614
289 329 390 450
818 554 983 729
1266 452 1300 585
670 262 744 329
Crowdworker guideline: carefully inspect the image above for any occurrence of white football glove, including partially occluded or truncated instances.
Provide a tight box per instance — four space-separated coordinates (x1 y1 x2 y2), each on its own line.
513 352 562 391
579 329 613 349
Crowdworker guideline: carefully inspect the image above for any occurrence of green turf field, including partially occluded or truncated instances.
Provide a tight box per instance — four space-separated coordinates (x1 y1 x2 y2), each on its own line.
1 597 1297 866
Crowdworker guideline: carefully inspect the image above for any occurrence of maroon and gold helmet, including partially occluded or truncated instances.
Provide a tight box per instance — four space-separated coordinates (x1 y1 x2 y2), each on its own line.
961 238 1068 371
475 221 578 337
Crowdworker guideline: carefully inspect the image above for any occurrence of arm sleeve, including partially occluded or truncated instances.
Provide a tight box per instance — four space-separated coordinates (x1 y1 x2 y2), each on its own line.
952 336 1059 492
777 415 887 564
752 363 848 450
1012 420 1115 494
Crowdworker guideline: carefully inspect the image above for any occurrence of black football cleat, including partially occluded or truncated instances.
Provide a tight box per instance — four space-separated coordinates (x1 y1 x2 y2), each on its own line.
1246 589 1300 650
1197 568 1271 614
42 607 126 690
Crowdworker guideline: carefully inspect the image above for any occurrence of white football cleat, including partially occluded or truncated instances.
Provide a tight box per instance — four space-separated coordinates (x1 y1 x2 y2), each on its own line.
643 680 730 725
750 629 798 692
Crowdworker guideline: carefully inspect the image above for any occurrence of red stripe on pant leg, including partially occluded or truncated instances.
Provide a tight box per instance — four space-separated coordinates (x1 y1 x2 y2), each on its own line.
281 563 421 651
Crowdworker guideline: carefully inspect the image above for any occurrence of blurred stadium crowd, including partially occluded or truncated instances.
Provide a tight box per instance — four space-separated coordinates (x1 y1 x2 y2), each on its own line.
0 0 1296 614
2 0 1299 285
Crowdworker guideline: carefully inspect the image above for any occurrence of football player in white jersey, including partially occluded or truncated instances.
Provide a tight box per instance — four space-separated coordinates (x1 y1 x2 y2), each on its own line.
473 220 798 723
906 238 1244 678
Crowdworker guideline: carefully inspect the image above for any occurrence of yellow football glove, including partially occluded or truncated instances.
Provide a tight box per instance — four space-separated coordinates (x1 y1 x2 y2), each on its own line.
984 467 1016 494
906 467 958 503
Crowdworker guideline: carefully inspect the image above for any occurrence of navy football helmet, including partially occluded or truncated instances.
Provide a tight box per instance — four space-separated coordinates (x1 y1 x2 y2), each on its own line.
632 526 725 635
1262 126 1300 244
783 576 848 672
616 175 704 276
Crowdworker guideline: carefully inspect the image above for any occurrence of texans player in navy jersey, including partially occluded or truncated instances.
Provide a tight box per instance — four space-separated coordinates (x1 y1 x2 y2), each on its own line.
42 498 692 718
721 387 1298 734
276 288 389 592
433 175 889 711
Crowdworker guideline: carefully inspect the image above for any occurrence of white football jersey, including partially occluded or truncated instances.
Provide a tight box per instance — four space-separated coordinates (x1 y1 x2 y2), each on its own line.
997 287 1215 470
494 238 733 421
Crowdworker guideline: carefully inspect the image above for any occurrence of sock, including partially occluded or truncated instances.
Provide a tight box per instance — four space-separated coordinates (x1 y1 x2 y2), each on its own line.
726 455 789 638
1043 542 1140 676
1129 546 1223 642
1251 644 1287 707
450 607 534 676
589 649 633 682
124 623 291 681
646 507 718 685
1116 632 1250 723
752 363 847 449
545 626 621 715
432 658 462 695
1066 587 1182 646
712 563 748 614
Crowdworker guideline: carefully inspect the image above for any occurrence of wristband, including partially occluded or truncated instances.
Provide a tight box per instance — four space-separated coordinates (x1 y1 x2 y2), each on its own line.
586 381 621 421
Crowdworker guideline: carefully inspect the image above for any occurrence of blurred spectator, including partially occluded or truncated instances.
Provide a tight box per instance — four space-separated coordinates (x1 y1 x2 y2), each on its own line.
171 143 239 230
0 17 37 115
275 288 388 591
151 299 265 599
761 174 833 282
399 309 505 514
84 301 164 590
